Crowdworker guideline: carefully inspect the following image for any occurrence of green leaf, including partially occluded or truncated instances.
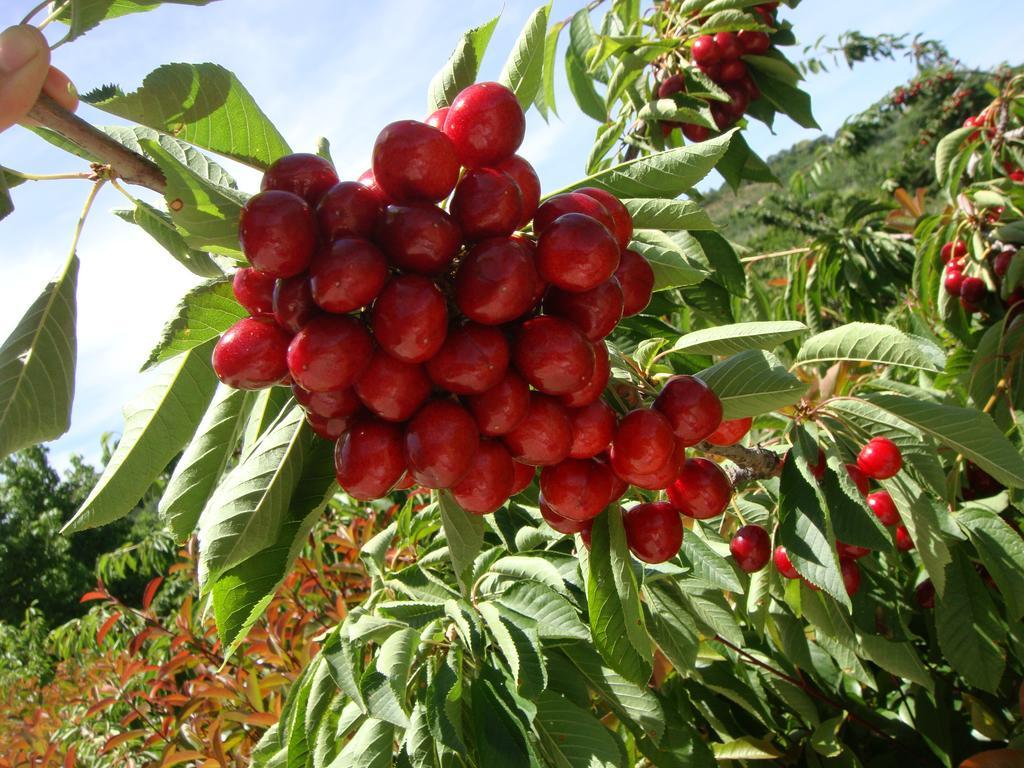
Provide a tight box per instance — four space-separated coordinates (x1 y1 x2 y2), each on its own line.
427 15 501 111
85 63 289 168
623 198 714 231
679 529 742 592
716 131 778 189
956 502 1024 621
198 404 314 585
478 603 547 700
499 4 549 109
748 68 818 129
489 582 589 641
144 279 246 370
565 47 607 122
629 229 708 290
489 554 569 596
553 130 734 198
795 322 944 372
692 231 746 297
743 52 802 85
637 98 715 129
160 384 251 540
62 340 217 534
935 127 974 188
536 20 565 118
333 718 395 768
643 583 700 673
113 200 223 278
55 0 223 43
438 491 486 594
585 508 653 686
534 691 623 767
0 166 13 221
858 635 934 692
471 676 537 768
405 703 436 768
427 649 466 752
323 626 367 713
669 321 807 356
105 126 236 187
712 737 784 760
696 350 805 419
883 478 953 596
0 255 77 461
863 393 1024 488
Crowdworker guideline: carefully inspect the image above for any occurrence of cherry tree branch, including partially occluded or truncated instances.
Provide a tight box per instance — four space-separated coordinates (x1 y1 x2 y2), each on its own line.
697 440 783 486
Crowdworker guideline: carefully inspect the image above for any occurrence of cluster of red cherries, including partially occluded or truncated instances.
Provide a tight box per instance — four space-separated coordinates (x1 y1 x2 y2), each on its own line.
941 238 1022 315
658 2 779 142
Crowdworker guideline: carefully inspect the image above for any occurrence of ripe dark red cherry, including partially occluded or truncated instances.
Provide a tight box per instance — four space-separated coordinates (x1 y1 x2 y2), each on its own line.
455 237 541 324
450 168 524 241
540 458 614 522
232 268 276 316
737 30 771 55
567 401 616 459
292 383 360 420
706 417 753 446
682 123 710 143
730 524 771 573
335 418 406 500
653 375 723 446
533 193 616 236
537 213 621 292
306 411 354 441
426 323 510 395
895 525 915 552
261 152 339 205
619 439 684 491
610 408 676 476
723 85 750 119
510 460 535 495
577 187 633 249
713 32 742 60
580 521 593 549
840 558 861 596
719 60 748 83
836 541 871 560
668 458 732 519
239 190 317 278
867 490 900 526
960 276 987 304
370 275 448 363
951 239 968 259
915 579 936 609
623 502 683 564
272 273 318 333
494 155 541 227
371 120 460 203
857 437 903 479
773 545 799 579
309 238 388 314
513 316 595 395
540 495 591 534
375 203 461 276
357 168 391 202
944 267 965 295
316 181 383 240
993 249 1013 277
404 400 480 489
353 348 432 422
212 317 291 389
614 249 655 317
503 393 573 466
692 35 721 65
443 81 526 168
465 370 531 436
809 448 827 479
544 278 624 341
451 439 515 514
287 315 372 392
845 463 870 496
657 73 685 98
425 106 449 128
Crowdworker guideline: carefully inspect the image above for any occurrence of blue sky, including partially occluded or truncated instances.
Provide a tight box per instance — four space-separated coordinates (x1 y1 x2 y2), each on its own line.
0 0 1019 469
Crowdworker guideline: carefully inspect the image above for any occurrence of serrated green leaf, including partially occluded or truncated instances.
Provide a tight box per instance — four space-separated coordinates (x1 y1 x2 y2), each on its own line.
333 718 395 768
499 5 549 109
479 603 547 700
956 502 1024 621
629 229 708 290
427 649 466 752
935 127 974 187
858 635 933 692
323 626 367 713
712 737 784 760
696 350 805 419
795 322 943 372
427 15 501 111
692 230 746 297
680 530 743 592
490 582 589 641
624 198 714 231
113 200 222 278
536 19 565 118
748 68 818 129
565 47 607 122
438 491 486 594
144 279 246 370
489 554 568 595
643 583 700 673
669 321 807 356
56 0 223 44
534 691 623 767
105 126 236 187
471 676 537 768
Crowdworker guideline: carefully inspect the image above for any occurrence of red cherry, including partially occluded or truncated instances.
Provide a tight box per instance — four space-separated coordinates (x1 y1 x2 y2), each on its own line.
915 579 936 609
706 417 752 446
533 193 616 237
667 458 731 519
836 541 871 560
450 168 523 241
451 439 515 514
993 249 1013 277
596 453 628 502
619 438 684 491
503 393 573 466
959 276 987 304
356 168 391 202
370 275 448 363
713 32 742 60
960 296 980 314
261 152 338 206
567 401 616 459
465 370 531 436
577 187 634 249
393 473 415 491
952 239 968 258
691 35 721 65
335 418 406 500
719 60 748 83
353 348 431 422
316 181 382 241
540 495 591 534
443 82 525 168
742 76 761 101
510 460 535 496
809 448 827 480
425 106 449 128
657 73 686 98
682 123 711 143
287 315 372 392
513 316 595 395
773 545 799 579
867 490 899 527
309 238 388 314
698 62 722 81
840 558 861 596
737 30 771 55
895 525 915 552
544 278 624 341
540 458 614 521
292 383 360 420
653 374 723 446
610 408 676 476
711 103 734 130
856 437 902 480
623 502 683 564
614 249 655 316
272 273 318 333
580 521 593 549
845 463 870 496
537 213 621 292
494 155 541 228
371 120 459 203
944 268 965 296
940 242 954 263
212 317 291 389
404 400 480 488
723 85 750 119
232 268 275 316
561 340 609 408
455 237 541 325
375 203 461 276
239 190 317 278
426 323 510 395
730 524 771 572
306 411 354 441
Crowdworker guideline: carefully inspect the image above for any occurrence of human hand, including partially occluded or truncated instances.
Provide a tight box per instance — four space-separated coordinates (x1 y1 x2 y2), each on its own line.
0 24 78 133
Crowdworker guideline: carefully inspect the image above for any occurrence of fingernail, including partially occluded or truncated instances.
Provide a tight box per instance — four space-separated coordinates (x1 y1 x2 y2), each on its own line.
0 26 45 73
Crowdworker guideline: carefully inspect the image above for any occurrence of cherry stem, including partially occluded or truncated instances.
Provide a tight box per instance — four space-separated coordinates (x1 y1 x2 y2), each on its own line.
19 0 51 25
